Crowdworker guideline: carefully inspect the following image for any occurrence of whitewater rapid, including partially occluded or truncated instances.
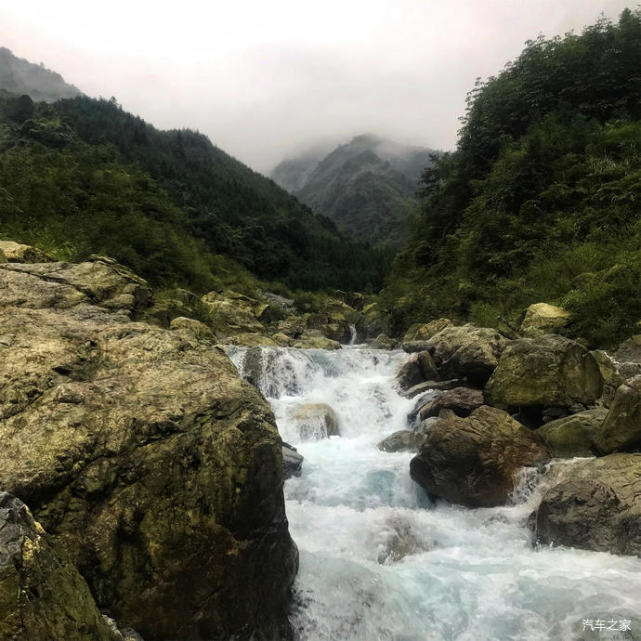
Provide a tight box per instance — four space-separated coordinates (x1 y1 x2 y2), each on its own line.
228 346 641 641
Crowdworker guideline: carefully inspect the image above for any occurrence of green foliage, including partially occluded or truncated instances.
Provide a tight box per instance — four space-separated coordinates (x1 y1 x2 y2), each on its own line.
383 9 641 347
0 92 392 294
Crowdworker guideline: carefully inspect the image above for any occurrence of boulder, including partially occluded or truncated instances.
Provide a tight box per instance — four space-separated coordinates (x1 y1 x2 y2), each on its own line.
590 349 625 408
427 325 508 385
201 290 265 337
282 443 304 478
614 335 641 363
369 334 397 350
169 316 216 341
401 340 433 353
403 318 452 343
0 493 114 641
533 454 641 555
292 403 340 439
485 335 603 411
0 258 298 641
395 352 439 391
373 516 434 564
520 303 571 337
357 302 385 340
410 406 549 507
417 387 484 421
401 379 464 399
377 430 427 453
595 376 641 454
293 331 341 350
536 408 608 458
0 239 53 263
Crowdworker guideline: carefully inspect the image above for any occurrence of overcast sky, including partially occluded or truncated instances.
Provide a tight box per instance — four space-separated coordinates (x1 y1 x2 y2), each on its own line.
0 1 633 172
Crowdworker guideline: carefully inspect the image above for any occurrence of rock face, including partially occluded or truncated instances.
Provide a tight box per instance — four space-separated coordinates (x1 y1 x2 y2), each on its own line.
282 443 304 478
403 318 452 343
534 454 641 555
416 387 484 421
485 335 602 410
537 408 608 458
377 430 427 453
0 257 298 641
0 493 114 641
292 403 339 440
427 325 508 386
520 302 571 337
0 239 53 263
595 376 641 454
395 352 438 391
410 406 549 508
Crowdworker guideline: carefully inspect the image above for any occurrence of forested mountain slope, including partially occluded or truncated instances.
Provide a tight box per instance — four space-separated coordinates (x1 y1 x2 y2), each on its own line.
272 134 435 248
0 91 392 293
381 9 641 347
0 47 81 101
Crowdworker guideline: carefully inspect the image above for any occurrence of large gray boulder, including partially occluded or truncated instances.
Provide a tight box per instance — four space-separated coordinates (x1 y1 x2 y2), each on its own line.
0 258 297 641
416 386 484 421
520 303 571 338
410 406 549 508
595 376 641 454
395 351 439 391
534 454 641 555
537 408 608 458
0 492 114 641
292 403 340 439
427 325 508 386
485 335 602 410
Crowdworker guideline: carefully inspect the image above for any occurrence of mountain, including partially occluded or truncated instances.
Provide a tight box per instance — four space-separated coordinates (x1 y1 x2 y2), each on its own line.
271 134 436 248
381 8 641 348
0 89 393 294
0 47 81 101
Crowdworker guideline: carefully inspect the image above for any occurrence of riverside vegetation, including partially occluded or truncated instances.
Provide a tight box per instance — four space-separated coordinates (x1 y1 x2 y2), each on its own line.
2 8 641 641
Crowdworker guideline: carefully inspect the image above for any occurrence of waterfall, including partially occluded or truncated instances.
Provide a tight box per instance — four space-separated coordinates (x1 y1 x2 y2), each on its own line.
228 345 641 641
349 323 358 345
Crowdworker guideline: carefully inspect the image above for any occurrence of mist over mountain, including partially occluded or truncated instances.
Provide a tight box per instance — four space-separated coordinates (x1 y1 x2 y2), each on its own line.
0 47 81 102
271 134 437 248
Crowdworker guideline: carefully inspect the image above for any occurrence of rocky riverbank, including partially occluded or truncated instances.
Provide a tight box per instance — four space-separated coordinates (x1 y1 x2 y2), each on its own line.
0 245 298 640
380 309 641 557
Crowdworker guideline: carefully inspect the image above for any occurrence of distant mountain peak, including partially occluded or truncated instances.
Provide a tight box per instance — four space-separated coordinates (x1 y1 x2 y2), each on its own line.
271 134 439 248
0 47 82 102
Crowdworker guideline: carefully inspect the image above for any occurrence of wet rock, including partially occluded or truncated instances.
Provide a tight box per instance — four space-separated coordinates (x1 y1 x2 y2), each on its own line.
536 408 608 457
369 333 397 350
0 492 114 641
292 403 340 439
395 351 439 391
402 379 465 399
377 430 427 453
614 335 641 363
427 325 508 386
595 376 641 454
201 290 265 337
0 239 53 263
410 406 549 508
534 454 641 555
374 516 434 564
406 390 441 426
401 340 433 353
417 386 484 421
485 335 603 411
520 303 571 338
0 258 298 641
403 318 453 343
282 443 304 478
293 331 341 350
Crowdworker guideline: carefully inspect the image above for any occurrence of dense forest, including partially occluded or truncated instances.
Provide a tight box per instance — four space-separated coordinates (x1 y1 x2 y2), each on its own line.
0 84 393 294
272 134 434 248
381 9 641 347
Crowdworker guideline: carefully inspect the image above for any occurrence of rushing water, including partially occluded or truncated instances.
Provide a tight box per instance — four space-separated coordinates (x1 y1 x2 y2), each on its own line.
228 345 641 641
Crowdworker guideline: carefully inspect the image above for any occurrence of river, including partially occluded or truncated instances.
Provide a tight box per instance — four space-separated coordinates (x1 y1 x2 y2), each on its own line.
228 345 641 641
